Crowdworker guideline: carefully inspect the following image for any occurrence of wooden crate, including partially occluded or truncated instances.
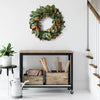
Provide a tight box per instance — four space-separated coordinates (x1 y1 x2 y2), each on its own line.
24 75 43 85
46 72 68 85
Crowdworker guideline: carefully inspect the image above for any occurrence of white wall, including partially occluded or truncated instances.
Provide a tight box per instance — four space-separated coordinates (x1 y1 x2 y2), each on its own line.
0 0 88 90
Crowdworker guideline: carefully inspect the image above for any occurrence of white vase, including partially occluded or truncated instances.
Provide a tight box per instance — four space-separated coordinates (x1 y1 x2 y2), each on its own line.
2 56 12 66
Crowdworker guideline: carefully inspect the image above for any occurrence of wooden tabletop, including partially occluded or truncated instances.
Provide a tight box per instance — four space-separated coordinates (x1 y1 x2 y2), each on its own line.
20 50 73 53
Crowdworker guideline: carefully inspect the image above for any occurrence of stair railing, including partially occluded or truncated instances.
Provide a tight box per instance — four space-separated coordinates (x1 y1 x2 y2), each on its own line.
87 1 100 87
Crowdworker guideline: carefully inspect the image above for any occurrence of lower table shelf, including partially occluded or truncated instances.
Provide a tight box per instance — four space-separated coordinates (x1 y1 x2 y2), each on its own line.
23 85 71 88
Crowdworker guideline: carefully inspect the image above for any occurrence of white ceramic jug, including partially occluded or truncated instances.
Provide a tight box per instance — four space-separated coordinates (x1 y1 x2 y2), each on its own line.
10 78 29 98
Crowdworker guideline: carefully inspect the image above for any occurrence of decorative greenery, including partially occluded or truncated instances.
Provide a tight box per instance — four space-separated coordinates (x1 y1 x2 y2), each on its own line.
0 43 16 57
29 5 65 40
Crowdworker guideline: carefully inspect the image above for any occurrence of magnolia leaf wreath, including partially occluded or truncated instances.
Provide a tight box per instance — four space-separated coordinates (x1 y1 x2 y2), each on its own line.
29 5 65 40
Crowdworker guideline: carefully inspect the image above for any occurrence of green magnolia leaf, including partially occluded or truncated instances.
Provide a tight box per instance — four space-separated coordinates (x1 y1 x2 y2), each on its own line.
46 36 51 40
50 8 52 12
45 13 49 17
51 5 55 10
57 11 60 15
51 29 55 33
31 11 35 14
61 25 65 30
42 33 51 40
33 22 37 26
54 8 56 13
30 18 35 24
34 31 39 36
30 14 33 17
58 26 61 30
40 6 46 12
37 9 42 14
52 20 55 24
42 33 46 38
53 33 58 36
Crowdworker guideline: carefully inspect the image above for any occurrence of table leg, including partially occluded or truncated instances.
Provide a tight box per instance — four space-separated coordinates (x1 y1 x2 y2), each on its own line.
12 68 14 74
20 53 23 82
68 55 70 85
70 53 74 94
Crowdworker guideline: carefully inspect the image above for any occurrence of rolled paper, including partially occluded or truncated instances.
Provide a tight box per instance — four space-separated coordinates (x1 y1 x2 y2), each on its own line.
56 57 59 72
65 60 70 72
59 62 62 72
42 58 49 72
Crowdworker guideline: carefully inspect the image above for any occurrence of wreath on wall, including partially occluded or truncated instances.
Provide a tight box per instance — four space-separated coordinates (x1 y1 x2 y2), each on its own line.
29 5 65 40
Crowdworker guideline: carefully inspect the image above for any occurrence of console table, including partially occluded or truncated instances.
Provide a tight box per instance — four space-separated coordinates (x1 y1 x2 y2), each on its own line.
19 50 73 94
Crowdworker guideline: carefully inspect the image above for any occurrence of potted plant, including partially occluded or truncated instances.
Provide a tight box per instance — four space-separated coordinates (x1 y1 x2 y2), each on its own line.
0 43 16 66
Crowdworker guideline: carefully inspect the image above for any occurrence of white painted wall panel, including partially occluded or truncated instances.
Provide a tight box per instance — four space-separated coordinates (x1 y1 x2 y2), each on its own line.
0 0 88 90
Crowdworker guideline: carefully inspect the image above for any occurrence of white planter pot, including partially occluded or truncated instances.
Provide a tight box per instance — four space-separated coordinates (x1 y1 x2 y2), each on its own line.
2 56 12 66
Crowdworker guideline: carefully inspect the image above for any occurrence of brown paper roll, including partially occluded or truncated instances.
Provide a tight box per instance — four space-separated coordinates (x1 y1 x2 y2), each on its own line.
59 62 62 72
42 58 49 72
65 60 70 72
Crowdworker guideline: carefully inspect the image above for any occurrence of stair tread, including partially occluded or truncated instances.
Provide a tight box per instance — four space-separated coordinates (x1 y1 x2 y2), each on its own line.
93 73 100 78
86 56 93 59
97 84 100 87
86 49 90 51
90 64 97 68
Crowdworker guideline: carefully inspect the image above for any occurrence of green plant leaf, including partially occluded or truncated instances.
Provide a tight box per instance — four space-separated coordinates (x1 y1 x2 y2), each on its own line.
7 43 11 50
0 43 16 57
2 46 6 51
0 54 4 57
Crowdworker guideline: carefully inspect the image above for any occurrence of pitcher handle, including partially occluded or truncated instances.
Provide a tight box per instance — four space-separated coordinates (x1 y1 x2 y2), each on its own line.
22 80 30 89
10 80 14 86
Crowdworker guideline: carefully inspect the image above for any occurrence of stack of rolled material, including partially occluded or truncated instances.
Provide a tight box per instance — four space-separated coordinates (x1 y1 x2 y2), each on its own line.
26 69 43 76
40 57 49 72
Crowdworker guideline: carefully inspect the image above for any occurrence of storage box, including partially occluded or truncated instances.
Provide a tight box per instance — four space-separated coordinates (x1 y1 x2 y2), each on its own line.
46 72 68 85
24 75 43 85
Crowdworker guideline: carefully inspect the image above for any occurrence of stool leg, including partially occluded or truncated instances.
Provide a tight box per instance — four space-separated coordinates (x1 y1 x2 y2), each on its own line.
7 68 9 76
12 68 15 78
12 68 14 74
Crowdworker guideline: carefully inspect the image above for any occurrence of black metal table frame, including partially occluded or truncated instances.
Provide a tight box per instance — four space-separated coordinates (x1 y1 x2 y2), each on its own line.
20 52 73 93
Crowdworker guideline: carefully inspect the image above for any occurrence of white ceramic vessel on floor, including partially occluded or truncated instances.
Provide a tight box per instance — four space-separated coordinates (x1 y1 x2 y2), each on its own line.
10 78 29 99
